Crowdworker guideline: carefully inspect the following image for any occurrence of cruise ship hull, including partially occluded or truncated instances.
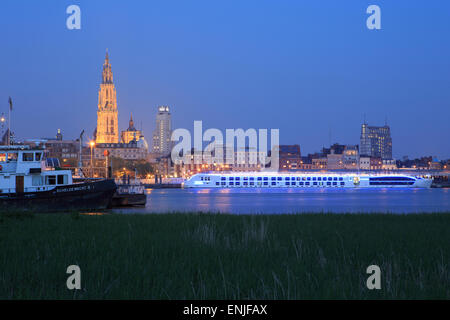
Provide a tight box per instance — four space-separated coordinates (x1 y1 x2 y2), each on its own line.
0 179 117 212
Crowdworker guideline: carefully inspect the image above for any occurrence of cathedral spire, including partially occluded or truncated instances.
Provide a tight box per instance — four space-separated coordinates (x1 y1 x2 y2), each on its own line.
128 113 136 130
102 49 113 84
96 49 119 144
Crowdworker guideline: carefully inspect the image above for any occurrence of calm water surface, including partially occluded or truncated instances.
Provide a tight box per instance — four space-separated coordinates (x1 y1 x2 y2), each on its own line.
112 188 450 214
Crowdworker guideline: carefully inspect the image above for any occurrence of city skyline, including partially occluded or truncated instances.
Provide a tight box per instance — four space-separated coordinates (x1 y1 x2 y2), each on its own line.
0 1 449 158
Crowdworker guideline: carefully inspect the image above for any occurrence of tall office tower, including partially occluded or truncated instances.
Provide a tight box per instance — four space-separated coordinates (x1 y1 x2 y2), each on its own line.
360 122 393 159
95 50 119 144
152 106 172 156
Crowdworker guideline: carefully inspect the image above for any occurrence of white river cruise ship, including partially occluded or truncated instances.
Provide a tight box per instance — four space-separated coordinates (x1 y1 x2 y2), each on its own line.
184 172 433 189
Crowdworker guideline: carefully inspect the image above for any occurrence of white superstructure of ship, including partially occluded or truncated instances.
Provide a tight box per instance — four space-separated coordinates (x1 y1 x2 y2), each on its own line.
184 172 433 189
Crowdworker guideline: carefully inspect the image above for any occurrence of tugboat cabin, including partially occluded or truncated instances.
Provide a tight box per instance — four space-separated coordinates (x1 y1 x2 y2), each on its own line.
0 145 73 194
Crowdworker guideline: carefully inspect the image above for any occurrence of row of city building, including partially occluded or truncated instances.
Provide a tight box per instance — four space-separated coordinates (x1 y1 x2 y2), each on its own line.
153 123 448 177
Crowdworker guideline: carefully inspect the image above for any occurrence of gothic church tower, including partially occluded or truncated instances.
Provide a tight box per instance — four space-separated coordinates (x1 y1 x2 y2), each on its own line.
96 50 119 143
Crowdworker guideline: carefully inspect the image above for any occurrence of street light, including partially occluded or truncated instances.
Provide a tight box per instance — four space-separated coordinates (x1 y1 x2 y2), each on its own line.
89 141 95 177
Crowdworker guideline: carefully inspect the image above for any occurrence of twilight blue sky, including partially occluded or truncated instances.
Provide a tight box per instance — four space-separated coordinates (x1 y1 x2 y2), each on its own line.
0 0 449 158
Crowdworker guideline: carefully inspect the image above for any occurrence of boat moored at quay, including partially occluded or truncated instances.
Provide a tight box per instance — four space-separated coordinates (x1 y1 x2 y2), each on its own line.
184 172 433 189
0 145 117 212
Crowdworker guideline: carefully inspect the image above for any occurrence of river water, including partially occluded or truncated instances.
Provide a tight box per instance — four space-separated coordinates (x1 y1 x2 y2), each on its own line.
112 188 450 214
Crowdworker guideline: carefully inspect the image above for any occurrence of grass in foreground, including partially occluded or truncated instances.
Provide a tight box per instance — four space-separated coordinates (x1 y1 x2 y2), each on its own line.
0 211 449 299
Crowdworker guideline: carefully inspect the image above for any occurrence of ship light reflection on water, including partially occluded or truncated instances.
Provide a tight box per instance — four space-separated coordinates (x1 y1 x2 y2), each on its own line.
80 212 108 216
111 188 449 214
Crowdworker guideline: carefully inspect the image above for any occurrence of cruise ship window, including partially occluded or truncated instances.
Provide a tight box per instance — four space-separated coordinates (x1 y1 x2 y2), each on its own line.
318 177 322 181
35 153 42 161
0 153 5 162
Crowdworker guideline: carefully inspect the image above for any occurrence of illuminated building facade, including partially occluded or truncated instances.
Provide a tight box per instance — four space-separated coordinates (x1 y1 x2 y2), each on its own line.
360 123 392 159
152 106 172 156
279 145 302 171
121 113 142 144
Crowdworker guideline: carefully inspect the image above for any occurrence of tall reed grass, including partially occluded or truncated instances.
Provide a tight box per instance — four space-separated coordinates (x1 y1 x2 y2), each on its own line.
0 211 448 299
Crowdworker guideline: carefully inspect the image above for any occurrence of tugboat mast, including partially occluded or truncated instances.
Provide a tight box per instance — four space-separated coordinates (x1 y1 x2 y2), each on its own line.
78 129 84 177
8 97 12 146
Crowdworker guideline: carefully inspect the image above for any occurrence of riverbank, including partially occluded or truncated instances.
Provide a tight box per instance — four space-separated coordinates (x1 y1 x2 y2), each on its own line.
0 212 449 299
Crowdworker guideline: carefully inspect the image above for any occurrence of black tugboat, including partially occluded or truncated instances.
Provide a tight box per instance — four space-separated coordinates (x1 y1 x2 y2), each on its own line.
0 145 117 212
110 174 146 207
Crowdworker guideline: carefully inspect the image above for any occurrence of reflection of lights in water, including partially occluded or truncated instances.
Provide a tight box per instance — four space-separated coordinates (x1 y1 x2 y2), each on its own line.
145 188 153 195
115 188 448 214
196 188 211 194
80 212 107 216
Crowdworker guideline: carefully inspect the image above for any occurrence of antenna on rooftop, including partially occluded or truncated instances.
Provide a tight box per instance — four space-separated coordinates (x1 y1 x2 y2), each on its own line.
328 126 332 146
